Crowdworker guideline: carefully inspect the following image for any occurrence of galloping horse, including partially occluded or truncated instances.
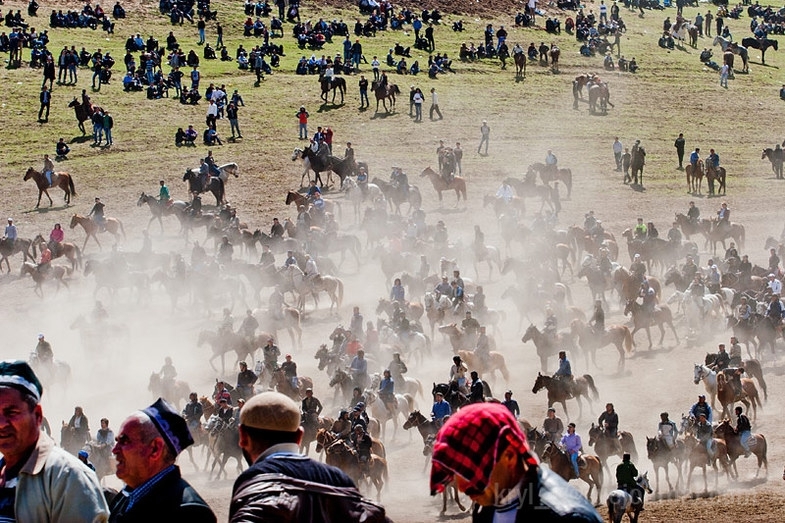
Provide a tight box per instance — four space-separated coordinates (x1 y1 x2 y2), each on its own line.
541 443 604 505
457 349 509 382
716 371 759 421
24 168 77 208
183 169 225 205
69 214 126 250
285 190 342 219
686 159 704 193
68 98 102 134
531 372 599 419
646 436 685 494
371 80 400 113
522 323 572 371
148 373 190 410
570 319 633 371
137 192 188 232
20 261 71 297
324 439 388 500
529 162 573 198
588 423 638 473
741 37 778 65
623 300 679 348
713 419 768 479
419 167 467 204
319 76 346 104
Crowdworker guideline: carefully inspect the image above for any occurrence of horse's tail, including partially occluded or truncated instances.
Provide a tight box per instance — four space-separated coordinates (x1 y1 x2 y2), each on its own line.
623 327 633 353
583 374 599 400
118 219 127 239
68 176 77 198
218 177 226 204
75 245 83 270
336 278 344 308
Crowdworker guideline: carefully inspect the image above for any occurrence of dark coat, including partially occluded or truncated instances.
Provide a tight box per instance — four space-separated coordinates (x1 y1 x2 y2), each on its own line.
109 466 216 523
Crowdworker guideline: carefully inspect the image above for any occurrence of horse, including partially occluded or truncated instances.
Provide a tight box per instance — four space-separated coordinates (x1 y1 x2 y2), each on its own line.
69 213 126 250
741 37 778 65
271 368 313 400
606 473 652 523
136 192 188 232
20 261 71 297
588 81 612 115
540 443 604 505
32 234 81 270
363 389 414 440
623 300 679 348
204 415 243 480
423 291 450 336
705 352 767 401
197 329 258 375
514 51 526 78
369 372 424 401
457 349 509 382
431 382 471 412
577 265 614 306
315 427 386 461
686 159 704 193
68 98 102 134
371 177 422 215
684 434 730 493
300 413 334 455
570 319 633 371
182 168 225 205
328 367 356 405
83 439 116 482
320 76 346 104
371 80 400 113
402 410 440 444
531 372 599 419
549 44 561 72
324 439 388 500
713 35 750 72
147 373 190 410
378 326 431 366
24 167 77 208
705 163 726 196
707 220 745 254
283 265 344 313
762 147 784 179
343 177 382 221
693 363 720 409
296 147 355 190
254 307 303 349
529 163 573 199
588 423 639 473
713 419 768 479
315 344 347 377
0 237 34 272
522 324 572 371
645 436 685 494
285 190 343 221
419 167 467 205
716 371 759 421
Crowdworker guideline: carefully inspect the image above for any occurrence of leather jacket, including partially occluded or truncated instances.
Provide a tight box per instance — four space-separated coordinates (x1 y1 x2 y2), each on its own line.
473 466 602 522
230 472 391 523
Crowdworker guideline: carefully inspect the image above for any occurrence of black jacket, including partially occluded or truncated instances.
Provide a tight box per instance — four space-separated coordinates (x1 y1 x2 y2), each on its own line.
472 466 603 522
109 466 216 523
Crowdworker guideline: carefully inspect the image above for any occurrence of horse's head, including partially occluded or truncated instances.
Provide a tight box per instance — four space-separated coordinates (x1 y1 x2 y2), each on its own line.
693 363 709 384
328 368 345 387
522 324 536 343
182 169 193 182
68 97 79 108
420 167 436 178
637 472 653 494
531 373 545 394
291 148 304 161
645 436 657 456
137 192 148 207
403 410 421 429
587 423 600 445
23 167 35 181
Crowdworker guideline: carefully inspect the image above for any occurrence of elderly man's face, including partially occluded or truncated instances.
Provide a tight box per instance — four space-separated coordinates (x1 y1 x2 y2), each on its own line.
0 388 43 465
113 416 157 489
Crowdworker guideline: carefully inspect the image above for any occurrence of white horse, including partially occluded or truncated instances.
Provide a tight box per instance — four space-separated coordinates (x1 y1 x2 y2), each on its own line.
606 472 653 523
292 148 313 187
369 371 424 400
693 363 718 409
363 389 414 440
378 325 431 364
283 265 344 313
343 178 382 222
190 162 239 185
680 291 724 329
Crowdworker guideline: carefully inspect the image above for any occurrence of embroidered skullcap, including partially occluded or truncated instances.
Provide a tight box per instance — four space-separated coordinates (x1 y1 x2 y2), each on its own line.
241 391 300 432
0 360 43 402
143 397 194 456
430 403 537 496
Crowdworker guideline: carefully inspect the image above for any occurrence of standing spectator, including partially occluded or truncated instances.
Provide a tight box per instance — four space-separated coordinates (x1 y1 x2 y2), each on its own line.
612 136 622 171
371 56 380 80
358 75 369 109
92 109 104 146
478 119 490 155
103 110 114 146
227 102 242 139
190 66 200 89
622 147 631 183
454 142 463 174
720 62 729 88
425 23 435 51
599 0 608 23
296 106 309 139
230 392 389 521
413 16 423 40
206 99 218 129
409 85 416 117
0 361 110 521
429 87 443 120
705 10 713 37
413 88 424 121
197 17 206 44
674 132 686 169
38 85 51 122
351 39 363 69
216 22 223 48
42 55 55 90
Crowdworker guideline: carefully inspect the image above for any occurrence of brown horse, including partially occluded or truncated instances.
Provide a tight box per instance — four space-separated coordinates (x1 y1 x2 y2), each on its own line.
623 300 679 348
0 237 34 272
570 319 633 371
705 164 726 196
270 368 313 400
33 234 81 270
686 159 704 193
587 423 638 473
713 419 768 479
541 443 603 505
69 214 126 250
285 190 342 219
419 167 467 204
457 349 509 382
531 372 598 419
529 162 573 198
371 80 400 113
24 168 77 208
716 372 759 421
324 439 388 500
521 323 572 372
68 98 102 134
20 261 71 297
684 434 730 492
514 51 526 78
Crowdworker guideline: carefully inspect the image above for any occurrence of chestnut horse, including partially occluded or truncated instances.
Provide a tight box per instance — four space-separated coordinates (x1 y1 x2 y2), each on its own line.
33 234 82 270
541 443 603 505
419 167 467 204
686 159 704 193
24 168 77 208
69 214 126 250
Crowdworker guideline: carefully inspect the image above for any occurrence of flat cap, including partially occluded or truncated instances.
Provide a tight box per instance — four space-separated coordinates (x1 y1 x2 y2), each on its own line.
241 391 300 432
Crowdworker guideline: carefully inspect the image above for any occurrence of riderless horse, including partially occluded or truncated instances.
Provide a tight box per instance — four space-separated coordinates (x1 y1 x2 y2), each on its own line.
319 75 346 104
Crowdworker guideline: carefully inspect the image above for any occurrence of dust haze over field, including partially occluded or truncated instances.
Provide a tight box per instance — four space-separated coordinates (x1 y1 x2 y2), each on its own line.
2 0 785 519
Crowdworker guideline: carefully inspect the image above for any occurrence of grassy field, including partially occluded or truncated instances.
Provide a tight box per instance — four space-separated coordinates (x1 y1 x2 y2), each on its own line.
2 0 784 225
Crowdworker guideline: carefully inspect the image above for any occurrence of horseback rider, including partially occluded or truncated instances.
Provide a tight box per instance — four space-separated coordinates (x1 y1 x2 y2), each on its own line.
356 165 369 194
283 250 298 269
240 309 259 342
301 388 323 422
640 280 656 314
728 336 743 367
695 412 716 463
560 422 583 479
350 403 369 432
687 274 706 316
687 200 701 225
34 333 53 370
598 403 619 439
216 397 234 423
262 337 281 376
767 273 782 295
450 280 464 314
554 351 573 382
433 276 452 302
42 154 55 187
735 406 752 458
204 150 221 179
544 307 558 341
213 380 232 405
689 395 712 423
462 310 480 339
431 391 451 429
450 355 469 393
725 241 738 262
350 349 368 390
159 356 177 389
182 393 203 434
706 264 721 294
590 300 605 335
473 225 487 261
350 424 373 476
715 201 730 232
158 179 172 207
544 149 558 174
502 390 520 417
330 410 352 440
236 361 257 400
387 352 407 385
598 249 613 281
378 369 396 414
682 255 698 283
657 412 678 450
469 371 485 404
709 343 730 372
88 197 106 231
473 286 487 316
495 179 514 204
48 223 64 257
633 218 647 240
616 453 644 509
390 167 409 197
543 407 564 443
280 354 298 390
268 286 286 321
218 308 234 337
667 221 683 244
630 254 646 281
765 293 783 332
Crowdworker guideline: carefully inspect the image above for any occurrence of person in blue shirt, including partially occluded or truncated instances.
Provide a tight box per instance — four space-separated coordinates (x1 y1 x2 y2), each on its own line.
390 277 405 303
431 391 451 428
555 351 572 381
689 394 712 423
378 369 395 414
689 147 701 169
283 250 298 268
502 390 520 417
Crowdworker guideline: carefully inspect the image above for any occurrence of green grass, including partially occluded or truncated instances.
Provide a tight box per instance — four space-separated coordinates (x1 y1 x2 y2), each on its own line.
1 0 783 231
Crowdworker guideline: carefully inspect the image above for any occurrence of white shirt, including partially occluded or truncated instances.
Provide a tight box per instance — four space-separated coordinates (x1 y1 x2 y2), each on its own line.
613 140 623 154
324 67 334 80
600 3 607 13
496 184 514 202
207 103 218 116
371 58 380 68
305 258 318 275
769 278 782 295
413 92 423 104
211 89 224 102
4 224 17 240
431 91 439 105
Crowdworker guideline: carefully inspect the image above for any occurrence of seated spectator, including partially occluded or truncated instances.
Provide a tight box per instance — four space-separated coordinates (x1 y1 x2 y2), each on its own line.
428 61 440 78
394 42 410 57
396 57 407 74
175 127 186 146
629 57 638 73
180 87 201 104
780 84 785 101
237 53 249 68
603 52 614 69
204 127 223 145
618 55 628 71
184 124 198 144
56 138 70 158
453 20 464 32
386 49 396 66
296 56 308 74
221 47 232 61
204 43 216 59
409 60 419 75
527 42 538 60
113 1 126 18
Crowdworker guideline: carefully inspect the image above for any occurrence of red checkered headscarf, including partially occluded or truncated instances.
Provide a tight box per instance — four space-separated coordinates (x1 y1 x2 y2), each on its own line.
430 403 538 496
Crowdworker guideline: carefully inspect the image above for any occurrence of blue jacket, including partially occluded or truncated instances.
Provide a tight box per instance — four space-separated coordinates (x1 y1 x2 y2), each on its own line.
431 400 451 420
556 358 571 377
379 377 394 396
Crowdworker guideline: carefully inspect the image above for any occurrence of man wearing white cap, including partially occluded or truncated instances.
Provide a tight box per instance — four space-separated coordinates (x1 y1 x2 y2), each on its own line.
34 333 53 370
767 273 782 295
231 391 390 521
3 218 17 247
0 360 109 521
